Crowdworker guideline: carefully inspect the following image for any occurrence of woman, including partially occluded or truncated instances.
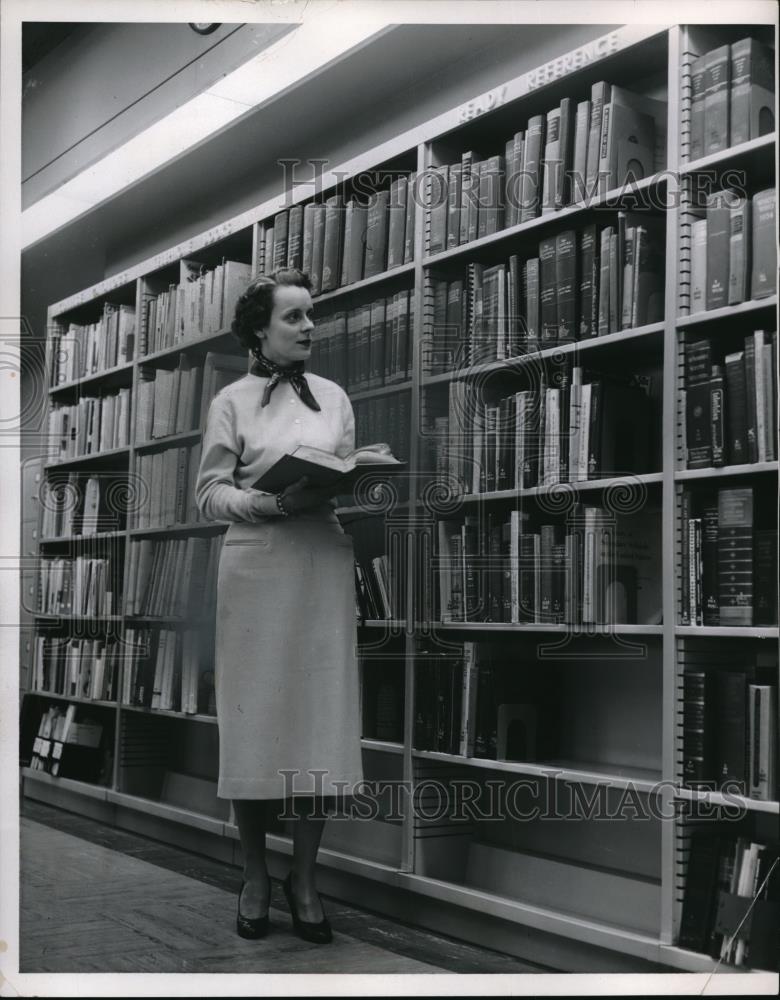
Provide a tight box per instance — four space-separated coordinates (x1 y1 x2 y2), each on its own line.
195 268 365 944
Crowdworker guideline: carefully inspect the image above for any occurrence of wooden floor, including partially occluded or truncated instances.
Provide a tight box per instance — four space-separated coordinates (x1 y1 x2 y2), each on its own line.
20 800 551 974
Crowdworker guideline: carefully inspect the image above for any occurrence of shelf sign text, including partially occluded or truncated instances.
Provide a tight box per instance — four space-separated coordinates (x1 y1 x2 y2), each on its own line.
458 85 508 123
525 32 621 90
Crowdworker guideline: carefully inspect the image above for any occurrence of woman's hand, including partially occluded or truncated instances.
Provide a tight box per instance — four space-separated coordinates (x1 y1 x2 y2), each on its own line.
279 476 339 513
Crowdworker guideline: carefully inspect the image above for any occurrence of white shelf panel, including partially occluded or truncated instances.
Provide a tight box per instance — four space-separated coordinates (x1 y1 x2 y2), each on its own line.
139 326 238 364
423 323 665 387
658 944 778 977
44 447 131 471
21 766 109 802
675 626 779 639
39 530 124 545
315 262 415 305
677 296 778 327
49 360 134 395
462 472 663 503
679 132 777 174
134 429 201 453
676 462 778 481
674 787 779 815
432 622 664 635
361 738 404 755
412 750 661 793
119 703 218 725
24 690 118 710
106 790 227 835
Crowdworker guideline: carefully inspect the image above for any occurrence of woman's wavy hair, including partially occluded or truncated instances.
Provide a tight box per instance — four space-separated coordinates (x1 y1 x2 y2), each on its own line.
231 268 313 351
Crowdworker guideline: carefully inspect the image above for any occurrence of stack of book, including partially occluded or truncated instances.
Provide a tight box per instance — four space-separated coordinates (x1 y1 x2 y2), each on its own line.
132 443 203 529
47 389 132 461
30 635 121 702
425 217 664 374
690 188 777 313
264 174 416 295
679 831 779 969
683 330 777 469
37 555 120 617
41 473 126 538
689 37 775 161
134 358 204 441
122 626 213 714
680 486 778 627
49 303 136 385
429 83 667 252
354 555 400 621
353 393 411 466
436 506 661 627
27 704 109 782
683 665 777 799
124 535 223 618
308 290 414 390
142 259 252 353
435 367 653 494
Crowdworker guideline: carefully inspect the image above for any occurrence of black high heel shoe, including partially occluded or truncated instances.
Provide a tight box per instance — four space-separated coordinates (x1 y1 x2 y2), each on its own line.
236 876 271 939
282 871 333 944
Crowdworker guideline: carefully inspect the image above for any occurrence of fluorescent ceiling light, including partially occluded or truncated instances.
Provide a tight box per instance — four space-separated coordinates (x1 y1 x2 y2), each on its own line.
21 14 388 248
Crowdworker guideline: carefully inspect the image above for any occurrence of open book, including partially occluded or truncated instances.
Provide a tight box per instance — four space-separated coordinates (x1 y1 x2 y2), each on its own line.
251 444 405 493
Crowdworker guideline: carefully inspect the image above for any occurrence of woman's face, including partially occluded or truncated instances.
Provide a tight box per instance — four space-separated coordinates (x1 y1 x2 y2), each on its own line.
256 285 315 366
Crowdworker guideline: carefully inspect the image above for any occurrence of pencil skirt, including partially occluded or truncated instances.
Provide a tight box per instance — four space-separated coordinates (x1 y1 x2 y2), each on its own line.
214 510 364 800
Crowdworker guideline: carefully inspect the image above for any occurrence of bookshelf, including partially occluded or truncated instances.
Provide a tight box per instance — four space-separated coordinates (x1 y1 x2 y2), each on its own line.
21 21 778 974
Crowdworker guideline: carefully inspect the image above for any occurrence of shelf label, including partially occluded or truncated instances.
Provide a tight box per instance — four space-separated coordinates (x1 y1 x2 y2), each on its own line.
525 32 621 90
458 86 508 122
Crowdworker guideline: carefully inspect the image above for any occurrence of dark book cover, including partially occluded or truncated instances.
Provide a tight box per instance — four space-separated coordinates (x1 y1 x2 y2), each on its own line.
717 486 753 626
556 97 575 209
730 37 776 146
754 529 779 626
286 204 304 270
364 189 390 278
462 515 483 622
309 203 327 296
716 669 747 792
480 155 505 236
523 257 540 351
487 513 503 622
578 224 599 338
743 335 758 463
555 230 578 344
750 188 777 299
709 366 726 467
539 237 558 345
704 44 731 155
597 227 612 335
680 488 692 625
678 832 724 951
727 195 751 305
683 669 717 784
724 350 748 464
518 534 537 623
520 115 546 222
387 176 408 269
507 254 523 356
705 190 731 310
301 202 316 279
272 210 289 271
368 298 386 389
585 81 610 195
702 497 720 626
343 201 368 285
572 100 590 203
403 171 416 264
320 194 344 293
689 53 707 161
685 338 713 468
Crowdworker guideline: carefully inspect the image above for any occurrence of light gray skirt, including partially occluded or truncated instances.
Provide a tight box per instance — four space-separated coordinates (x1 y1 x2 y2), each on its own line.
214 506 364 800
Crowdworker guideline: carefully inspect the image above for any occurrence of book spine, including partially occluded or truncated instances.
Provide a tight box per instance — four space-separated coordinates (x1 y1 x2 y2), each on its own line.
750 188 777 299
730 38 776 147
702 500 720 626
727 196 751 305
555 230 577 343
539 238 558 345
717 487 753 626
704 44 731 155
705 192 731 310
709 367 726 467
724 351 748 464
689 54 707 161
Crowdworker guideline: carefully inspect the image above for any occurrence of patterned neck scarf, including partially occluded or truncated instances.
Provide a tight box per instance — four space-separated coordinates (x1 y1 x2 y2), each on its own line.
249 344 321 411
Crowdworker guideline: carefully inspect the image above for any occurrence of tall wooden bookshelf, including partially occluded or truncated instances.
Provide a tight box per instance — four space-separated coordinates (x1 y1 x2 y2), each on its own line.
21 22 778 974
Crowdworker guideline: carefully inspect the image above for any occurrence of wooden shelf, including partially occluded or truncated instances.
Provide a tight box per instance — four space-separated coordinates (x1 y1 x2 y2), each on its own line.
422 323 665 386
674 787 779 815
361 738 404 754
348 379 413 403
413 750 661 793
677 296 778 327
314 262 415 305
460 472 663 503
48 359 134 395
676 462 778 481
34 612 124 622
24 690 118 710
129 520 229 537
431 622 664 635
679 132 777 175
134 429 200 452
139 327 239 364
675 626 779 639
424 173 667 267
39 530 125 545
44 446 131 471
21 766 110 802
119 703 218 725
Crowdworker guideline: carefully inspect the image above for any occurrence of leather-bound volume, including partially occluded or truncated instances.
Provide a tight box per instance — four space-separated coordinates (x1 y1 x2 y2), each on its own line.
286 204 303 270
309 203 327 295
428 166 449 255
320 195 343 293
520 115 545 222
717 486 753 626
705 190 731 310
585 81 610 195
750 187 777 299
727 195 751 304
578 224 598 338
387 176 408 268
364 188 390 278
730 37 775 147
555 230 577 344
689 53 707 160
539 237 558 345
342 200 367 286
704 44 731 155
272 210 289 271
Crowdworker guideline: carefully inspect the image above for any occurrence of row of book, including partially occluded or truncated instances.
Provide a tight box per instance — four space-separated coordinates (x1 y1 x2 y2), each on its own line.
361 661 405 743
264 176 416 295
429 83 666 253
690 188 777 313
354 555 402 622
425 219 664 375
353 392 411 467
27 703 103 777
306 290 415 390
124 535 222 618
433 368 653 494
41 474 126 538
122 626 214 714
30 635 121 702
142 259 253 354
682 668 777 800
47 389 132 462
436 507 661 627
38 556 121 617
133 442 203 529
680 831 778 969
683 329 777 469
689 37 775 161
50 303 136 386
135 357 205 441
680 487 777 627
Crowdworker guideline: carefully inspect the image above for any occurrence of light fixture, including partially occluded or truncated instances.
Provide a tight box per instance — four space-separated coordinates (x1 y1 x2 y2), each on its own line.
189 23 220 35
